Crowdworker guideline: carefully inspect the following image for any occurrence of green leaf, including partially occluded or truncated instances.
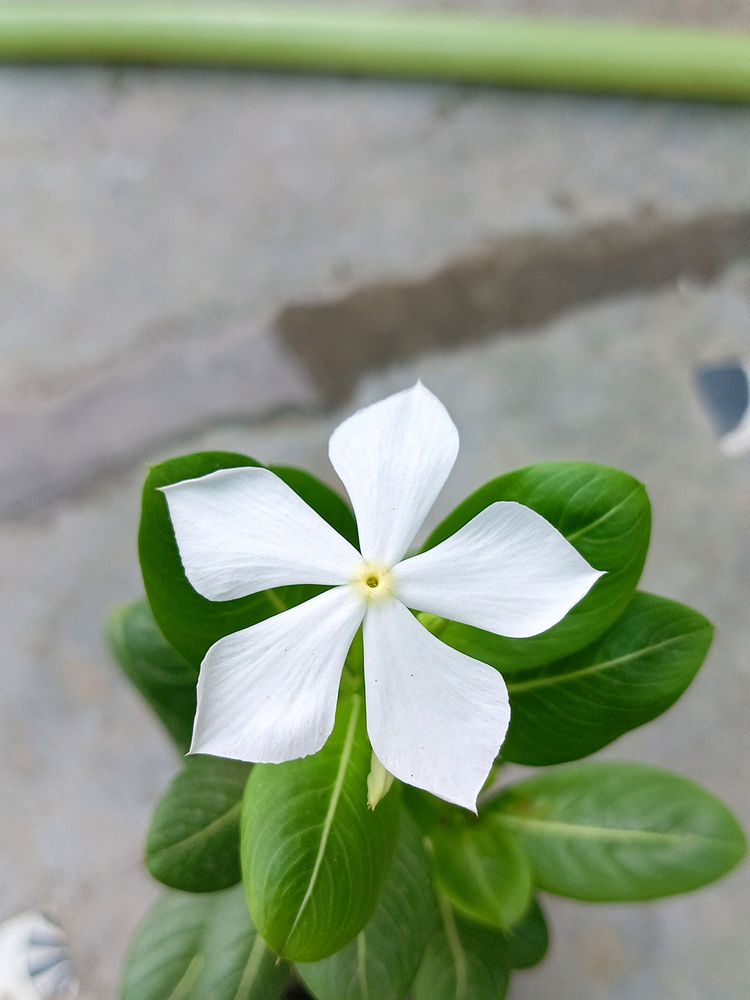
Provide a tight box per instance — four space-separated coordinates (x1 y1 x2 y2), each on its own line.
107 598 197 752
431 816 533 931
138 452 357 667
272 465 359 550
420 462 650 671
412 897 510 1000
505 898 549 970
146 755 251 892
120 885 289 1000
488 763 747 901
504 592 713 765
402 784 445 834
241 694 400 962
297 814 437 1000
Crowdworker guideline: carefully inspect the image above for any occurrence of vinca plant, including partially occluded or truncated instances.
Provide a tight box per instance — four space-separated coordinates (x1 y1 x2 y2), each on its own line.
110 383 745 999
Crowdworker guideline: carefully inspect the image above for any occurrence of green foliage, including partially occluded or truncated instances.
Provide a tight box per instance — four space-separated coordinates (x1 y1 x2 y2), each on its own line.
401 784 444 834
431 817 533 931
108 598 196 752
120 885 289 1000
412 897 511 1000
297 814 438 1000
506 898 549 970
421 462 650 671
146 755 251 893
488 762 747 900
117 449 746 999
138 452 357 667
241 694 400 962
504 592 713 765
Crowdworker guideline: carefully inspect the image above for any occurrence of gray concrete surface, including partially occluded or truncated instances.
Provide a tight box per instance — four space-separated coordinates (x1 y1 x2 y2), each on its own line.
2 2 750 997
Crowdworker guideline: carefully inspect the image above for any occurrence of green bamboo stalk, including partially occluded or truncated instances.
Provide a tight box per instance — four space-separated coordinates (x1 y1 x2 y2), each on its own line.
1 4 750 102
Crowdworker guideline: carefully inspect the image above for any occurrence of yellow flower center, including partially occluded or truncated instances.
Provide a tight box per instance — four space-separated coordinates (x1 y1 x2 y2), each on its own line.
352 562 395 601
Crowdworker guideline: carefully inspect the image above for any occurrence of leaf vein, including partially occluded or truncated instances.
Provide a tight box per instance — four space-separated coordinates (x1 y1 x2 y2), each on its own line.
280 696 362 954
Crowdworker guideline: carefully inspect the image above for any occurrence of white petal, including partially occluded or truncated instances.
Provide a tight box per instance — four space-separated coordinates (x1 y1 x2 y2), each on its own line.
161 467 361 600
328 383 459 565
363 600 509 810
191 586 364 763
393 501 604 638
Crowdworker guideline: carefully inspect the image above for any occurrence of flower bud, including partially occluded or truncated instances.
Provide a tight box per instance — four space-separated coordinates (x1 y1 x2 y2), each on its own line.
367 751 395 810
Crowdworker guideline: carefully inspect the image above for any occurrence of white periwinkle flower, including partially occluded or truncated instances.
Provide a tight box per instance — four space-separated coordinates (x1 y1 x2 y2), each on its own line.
162 383 603 810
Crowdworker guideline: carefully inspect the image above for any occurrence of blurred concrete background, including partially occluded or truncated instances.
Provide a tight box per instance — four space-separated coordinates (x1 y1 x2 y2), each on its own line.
1 1 749 997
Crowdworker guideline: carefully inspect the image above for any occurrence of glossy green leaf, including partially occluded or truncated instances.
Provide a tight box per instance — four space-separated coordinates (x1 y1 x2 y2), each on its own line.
504 592 713 765
146 755 251 892
432 816 533 931
420 462 650 671
272 464 359 550
241 694 400 962
412 897 510 1000
488 763 747 901
505 898 549 970
402 784 445 835
297 814 437 1000
120 885 288 1000
107 598 197 752
138 452 357 667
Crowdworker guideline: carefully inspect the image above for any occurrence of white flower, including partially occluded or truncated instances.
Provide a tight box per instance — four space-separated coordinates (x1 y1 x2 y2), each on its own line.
162 384 603 810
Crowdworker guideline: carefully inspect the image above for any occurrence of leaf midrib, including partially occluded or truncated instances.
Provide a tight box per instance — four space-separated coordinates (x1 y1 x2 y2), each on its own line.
280 695 362 955
493 812 738 848
233 932 268 1000
162 904 269 1000
461 839 497 919
565 484 644 542
356 932 370 1000
506 632 696 695
166 954 204 1000
152 799 242 859
438 894 468 1000
266 589 288 614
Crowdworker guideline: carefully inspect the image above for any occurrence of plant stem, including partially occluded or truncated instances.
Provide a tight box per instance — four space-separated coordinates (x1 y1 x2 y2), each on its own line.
1 4 750 102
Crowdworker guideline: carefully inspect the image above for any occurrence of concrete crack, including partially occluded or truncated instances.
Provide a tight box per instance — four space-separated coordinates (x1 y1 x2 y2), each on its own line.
276 209 750 403
4 208 750 523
